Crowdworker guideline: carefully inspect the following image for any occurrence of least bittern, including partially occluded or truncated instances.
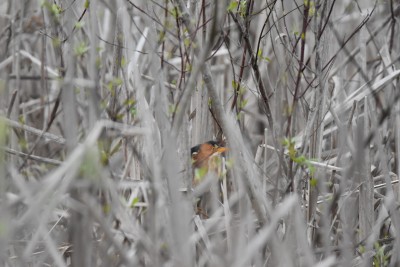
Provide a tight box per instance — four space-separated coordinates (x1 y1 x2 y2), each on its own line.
191 140 228 184
190 140 227 218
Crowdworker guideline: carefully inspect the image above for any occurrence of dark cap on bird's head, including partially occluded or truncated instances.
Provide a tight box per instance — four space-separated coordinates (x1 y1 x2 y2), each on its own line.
191 140 227 168
191 140 224 154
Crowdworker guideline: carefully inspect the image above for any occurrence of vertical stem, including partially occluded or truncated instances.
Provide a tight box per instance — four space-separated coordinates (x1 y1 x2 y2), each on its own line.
285 0 310 138
358 97 373 257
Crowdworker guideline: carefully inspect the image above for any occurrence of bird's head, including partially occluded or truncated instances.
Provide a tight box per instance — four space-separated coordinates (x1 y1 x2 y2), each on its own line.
191 141 227 167
191 141 228 184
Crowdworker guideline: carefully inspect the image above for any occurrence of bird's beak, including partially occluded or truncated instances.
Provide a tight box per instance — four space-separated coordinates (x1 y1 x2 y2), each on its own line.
216 147 228 153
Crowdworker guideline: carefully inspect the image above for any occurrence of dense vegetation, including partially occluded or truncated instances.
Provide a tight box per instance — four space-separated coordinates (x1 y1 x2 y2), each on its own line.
0 0 399 266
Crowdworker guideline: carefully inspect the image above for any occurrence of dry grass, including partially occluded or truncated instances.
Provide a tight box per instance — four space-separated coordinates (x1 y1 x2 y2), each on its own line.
0 0 400 266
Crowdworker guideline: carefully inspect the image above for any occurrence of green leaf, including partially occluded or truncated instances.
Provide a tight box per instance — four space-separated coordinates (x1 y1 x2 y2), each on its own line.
293 155 306 164
124 98 136 106
239 98 248 109
169 104 177 114
74 42 89 56
227 1 238 12
281 138 289 146
120 56 126 67
106 77 123 93
263 56 271 62
51 4 62 17
115 113 124 121
257 49 263 58
232 80 238 89
238 85 246 95
100 149 109 165
52 37 61 48
130 107 137 117
158 31 166 42
309 5 315 17
130 197 139 207
171 8 181 19
309 165 316 176
239 1 247 17
74 21 85 29
183 37 191 48
18 115 25 124
310 178 318 187
103 204 111 214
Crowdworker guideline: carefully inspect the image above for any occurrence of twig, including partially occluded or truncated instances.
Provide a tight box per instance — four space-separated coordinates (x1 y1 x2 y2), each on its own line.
4 147 62 165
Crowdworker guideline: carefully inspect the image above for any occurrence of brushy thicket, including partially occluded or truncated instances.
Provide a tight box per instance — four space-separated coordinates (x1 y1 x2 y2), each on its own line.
0 0 400 266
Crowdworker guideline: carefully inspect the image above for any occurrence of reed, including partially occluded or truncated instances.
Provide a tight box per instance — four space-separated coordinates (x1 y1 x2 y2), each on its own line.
0 0 399 266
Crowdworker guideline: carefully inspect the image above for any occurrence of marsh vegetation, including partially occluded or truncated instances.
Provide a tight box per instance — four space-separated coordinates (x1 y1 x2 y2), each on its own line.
0 0 400 266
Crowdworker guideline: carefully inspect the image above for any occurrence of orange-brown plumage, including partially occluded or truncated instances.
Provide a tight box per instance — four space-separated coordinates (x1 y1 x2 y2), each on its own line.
190 141 228 218
191 141 227 186
191 141 227 169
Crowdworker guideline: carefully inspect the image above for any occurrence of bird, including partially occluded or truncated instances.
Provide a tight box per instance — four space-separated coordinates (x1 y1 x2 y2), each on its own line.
191 140 228 184
190 140 228 218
